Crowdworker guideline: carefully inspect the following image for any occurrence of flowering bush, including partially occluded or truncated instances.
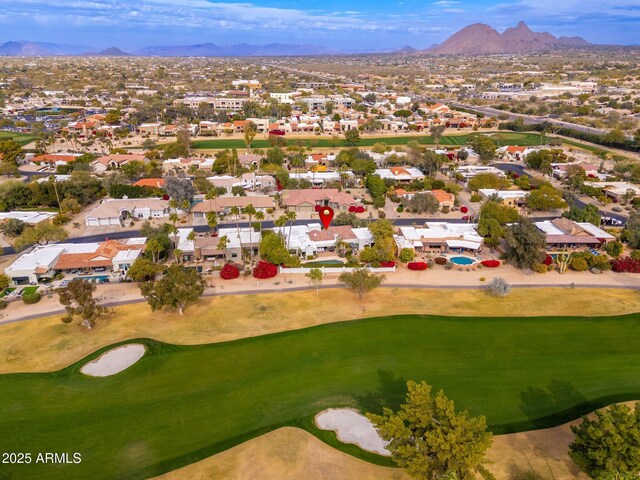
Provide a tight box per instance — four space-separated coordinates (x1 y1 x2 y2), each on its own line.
543 254 553 266
460 206 468 213
611 257 640 273
253 261 278 279
355 205 366 213
481 260 500 268
407 262 428 271
380 261 396 268
348 206 357 212
220 263 240 280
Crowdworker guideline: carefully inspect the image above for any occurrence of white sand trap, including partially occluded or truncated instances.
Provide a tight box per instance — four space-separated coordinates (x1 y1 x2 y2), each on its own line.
81 344 146 377
315 408 391 456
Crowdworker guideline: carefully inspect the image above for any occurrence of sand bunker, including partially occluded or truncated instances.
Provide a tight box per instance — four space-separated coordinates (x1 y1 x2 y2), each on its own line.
315 408 391 456
80 344 146 377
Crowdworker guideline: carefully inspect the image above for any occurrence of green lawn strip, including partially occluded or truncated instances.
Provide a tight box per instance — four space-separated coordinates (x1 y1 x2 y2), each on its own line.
0 131 35 146
189 132 547 150
0 288 16 298
300 260 346 268
1 313 640 479
21 286 39 295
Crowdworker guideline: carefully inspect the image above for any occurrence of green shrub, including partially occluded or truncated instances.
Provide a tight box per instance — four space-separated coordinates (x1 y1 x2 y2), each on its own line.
470 193 482 202
603 240 623 258
588 254 612 271
396 205 404 213
0 300 7 310
570 256 589 271
398 248 415 263
533 263 548 273
631 250 640 260
22 292 41 304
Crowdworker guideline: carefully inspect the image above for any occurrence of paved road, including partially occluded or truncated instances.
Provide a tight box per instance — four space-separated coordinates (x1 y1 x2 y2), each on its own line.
449 102 607 136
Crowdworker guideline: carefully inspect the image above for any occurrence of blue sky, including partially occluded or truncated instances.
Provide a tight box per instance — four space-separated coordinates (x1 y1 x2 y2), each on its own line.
0 0 638 50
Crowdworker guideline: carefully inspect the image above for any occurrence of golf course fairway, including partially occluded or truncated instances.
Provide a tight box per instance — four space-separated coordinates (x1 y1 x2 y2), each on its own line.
2 312 640 479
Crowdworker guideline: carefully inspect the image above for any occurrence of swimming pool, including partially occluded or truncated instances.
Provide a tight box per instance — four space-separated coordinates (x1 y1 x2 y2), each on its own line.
449 256 475 266
75 275 110 283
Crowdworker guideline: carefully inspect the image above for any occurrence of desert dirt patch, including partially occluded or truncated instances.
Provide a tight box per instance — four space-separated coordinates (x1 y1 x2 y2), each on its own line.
80 343 145 377
1 287 640 374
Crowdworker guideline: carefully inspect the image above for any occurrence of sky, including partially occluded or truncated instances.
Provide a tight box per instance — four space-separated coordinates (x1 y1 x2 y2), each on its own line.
0 0 638 51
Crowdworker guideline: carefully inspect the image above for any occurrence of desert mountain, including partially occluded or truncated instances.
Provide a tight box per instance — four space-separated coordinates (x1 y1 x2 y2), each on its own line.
138 42 336 57
96 47 132 56
0 41 91 56
426 21 591 55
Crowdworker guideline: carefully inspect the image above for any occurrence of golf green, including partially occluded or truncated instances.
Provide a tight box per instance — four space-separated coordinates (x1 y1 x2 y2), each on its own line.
2 312 640 479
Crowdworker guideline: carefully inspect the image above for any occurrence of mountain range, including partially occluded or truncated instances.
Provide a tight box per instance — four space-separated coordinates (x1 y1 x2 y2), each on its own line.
0 22 595 57
425 21 591 55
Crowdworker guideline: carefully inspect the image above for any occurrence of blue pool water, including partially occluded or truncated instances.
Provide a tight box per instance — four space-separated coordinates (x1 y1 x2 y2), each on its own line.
449 256 475 266
75 275 109 283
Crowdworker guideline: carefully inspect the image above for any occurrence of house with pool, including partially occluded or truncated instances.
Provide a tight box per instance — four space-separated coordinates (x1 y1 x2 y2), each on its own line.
534 218 615 251
394 222 484 257
4 239 147 286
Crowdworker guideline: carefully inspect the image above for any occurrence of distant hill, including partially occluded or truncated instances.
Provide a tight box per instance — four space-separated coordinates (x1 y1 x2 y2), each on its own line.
425 21 591 55
95 47 132 56
138 42 337 57
394 46 418 54
0 40 92 56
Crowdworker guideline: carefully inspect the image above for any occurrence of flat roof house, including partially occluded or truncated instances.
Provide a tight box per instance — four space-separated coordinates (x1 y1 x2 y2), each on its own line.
395 222 483 254
535 218 615 250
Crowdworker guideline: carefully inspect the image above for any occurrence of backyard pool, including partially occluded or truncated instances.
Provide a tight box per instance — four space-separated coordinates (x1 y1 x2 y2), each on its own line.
449 256 476 266
74 275 110 283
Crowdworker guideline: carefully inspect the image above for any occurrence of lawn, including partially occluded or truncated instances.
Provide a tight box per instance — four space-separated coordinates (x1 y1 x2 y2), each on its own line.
0 131 35 146
2 311 640 480
300 260 346 267
21 286 39 295
190 131 548 150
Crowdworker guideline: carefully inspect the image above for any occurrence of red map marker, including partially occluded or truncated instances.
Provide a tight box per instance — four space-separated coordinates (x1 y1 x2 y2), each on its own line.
319 206 334 230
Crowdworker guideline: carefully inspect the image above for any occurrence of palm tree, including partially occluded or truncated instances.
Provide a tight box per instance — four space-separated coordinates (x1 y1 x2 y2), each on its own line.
205 188 218 213
206 211 218 232
173 248 183 264
167 224 179 248
168 212 179 227
146 238 163 263
334 236 351 258
230 206 242 252
286 210 297 250
275 214 288 248
255 211 265 236
242 203 257 258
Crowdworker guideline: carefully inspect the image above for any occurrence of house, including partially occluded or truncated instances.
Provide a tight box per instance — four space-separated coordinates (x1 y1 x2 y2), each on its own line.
455 165 506 182
394 223 483 254
84 198 170 227
238 153 264 167
30 154 81 168
138 123 162 136
4 239 146 286
162 157 214 174
583 182 640 203
92 154 148 173
290 171 352 187
535 218 615 250
374 167 425 183
215 227 262 260
478 189 529 211
0 211 57 225
397 189 455 213
552 162 601 180
133 178 165 188
191 195 275 218
272 223 373 258
498 146 534 161
281 189 356 212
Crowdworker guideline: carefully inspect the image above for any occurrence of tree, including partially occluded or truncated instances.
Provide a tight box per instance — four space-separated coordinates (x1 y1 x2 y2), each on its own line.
477 201 520 246
127 257 162 282
604 240 624 258
526 184 566 211
623 211 640 249
467 173 509 193
14 222 68 251
399 248 415 263
407 193 439 214
242 204 257 256
420 150 446 177
259 231 297 266
569 402 640 479
429 124 447 149
306 268 323 294
366 174 387 208
487 277 511 298
243 121 258 150
60 197 82 215
58 279 105 329
564 203 601 226
360 219 396 264
344 128 361 146
504 218 546 269
164 175 195 206
338 268 384 299
140 265 205 315
145 237 165 263
469 136 497 163
206 211 218 231
368 380 494 480
0 218 26 237
0 274 10 291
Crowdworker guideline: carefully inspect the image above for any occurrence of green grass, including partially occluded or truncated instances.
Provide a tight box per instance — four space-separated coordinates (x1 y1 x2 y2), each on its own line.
189 131 549 150
21 286 39 295
301 260 346 267
2 312 640 479
0 131 35 146
0 288 16 298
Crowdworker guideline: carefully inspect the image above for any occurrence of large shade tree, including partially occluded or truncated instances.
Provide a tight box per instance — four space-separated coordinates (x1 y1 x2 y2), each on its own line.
504 217 547 269
140 265 205 315
368 380 494 480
